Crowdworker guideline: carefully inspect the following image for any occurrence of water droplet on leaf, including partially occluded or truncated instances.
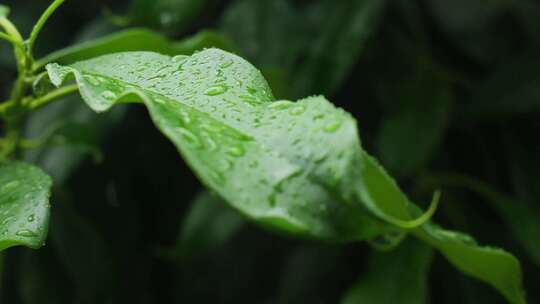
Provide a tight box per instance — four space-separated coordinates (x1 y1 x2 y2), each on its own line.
16 230 37 237
100 90 116 100
205 85 228 96
289 105 306 115
324 120 342 132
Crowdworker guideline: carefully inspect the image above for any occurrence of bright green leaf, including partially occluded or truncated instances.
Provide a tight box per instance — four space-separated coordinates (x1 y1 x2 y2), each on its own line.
414 222 525 304
45 49 387 241
361 149 525 304
44 49 525 303
0 162 52 251
342 238 433 304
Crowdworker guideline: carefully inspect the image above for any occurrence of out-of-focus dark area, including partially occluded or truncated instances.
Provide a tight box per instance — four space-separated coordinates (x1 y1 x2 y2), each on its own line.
1 0 539 303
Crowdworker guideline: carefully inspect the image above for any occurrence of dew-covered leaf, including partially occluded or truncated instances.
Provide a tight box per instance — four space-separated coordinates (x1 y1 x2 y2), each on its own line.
414 222 525 304
0 162 52 251
358 153 525 304
46 49 387 240
44 49 525 302
342 238 433 304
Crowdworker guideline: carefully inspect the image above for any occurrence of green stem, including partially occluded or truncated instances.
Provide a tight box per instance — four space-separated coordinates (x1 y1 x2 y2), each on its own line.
25 84 78 110
0 16 25 73
26 0 65 59
0 32 19 45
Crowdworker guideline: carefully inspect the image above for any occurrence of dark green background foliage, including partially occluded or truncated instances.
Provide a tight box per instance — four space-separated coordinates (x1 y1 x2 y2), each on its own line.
0 0 539 303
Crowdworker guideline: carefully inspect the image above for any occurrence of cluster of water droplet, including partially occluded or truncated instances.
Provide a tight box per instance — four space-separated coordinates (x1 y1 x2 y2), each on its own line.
50 48 370 239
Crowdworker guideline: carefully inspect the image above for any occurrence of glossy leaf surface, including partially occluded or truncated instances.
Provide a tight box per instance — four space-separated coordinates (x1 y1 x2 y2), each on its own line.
45 49 525 303
0 162 52 251
46 49 388 241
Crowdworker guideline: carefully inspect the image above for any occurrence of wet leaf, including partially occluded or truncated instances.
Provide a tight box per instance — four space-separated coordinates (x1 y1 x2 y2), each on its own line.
0 162 52 251
44 48 525 303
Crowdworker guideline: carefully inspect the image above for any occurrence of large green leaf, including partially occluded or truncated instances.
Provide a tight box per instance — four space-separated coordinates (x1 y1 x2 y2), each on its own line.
0 162 52 251
415 223 525 304
45 49 525 303
342 238 433 304
45 49 388 240
34 29 238 70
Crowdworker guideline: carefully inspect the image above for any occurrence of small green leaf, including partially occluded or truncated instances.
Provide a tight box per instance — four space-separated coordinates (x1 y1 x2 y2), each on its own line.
342 238 434 304
0 162 52 251
414 222 525 304
356 150 525 304
34 29 238 70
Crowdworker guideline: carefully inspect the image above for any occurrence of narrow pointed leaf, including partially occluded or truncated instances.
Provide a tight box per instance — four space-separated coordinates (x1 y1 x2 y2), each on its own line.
414 223 525 304
0 162 52 251
356 150 525 304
